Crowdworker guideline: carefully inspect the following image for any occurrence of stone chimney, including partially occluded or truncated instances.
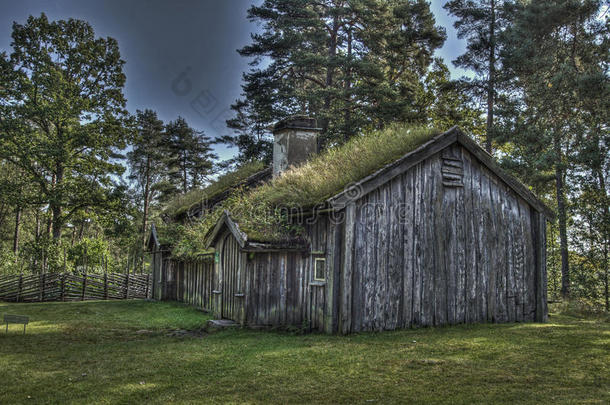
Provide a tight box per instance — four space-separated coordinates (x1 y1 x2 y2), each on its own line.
272 116 321 178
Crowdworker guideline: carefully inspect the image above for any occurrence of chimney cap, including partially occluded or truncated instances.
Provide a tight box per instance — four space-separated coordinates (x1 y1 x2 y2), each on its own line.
273 116 322 133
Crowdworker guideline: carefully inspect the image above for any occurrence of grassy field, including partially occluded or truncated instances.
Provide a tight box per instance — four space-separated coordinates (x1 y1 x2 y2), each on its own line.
0 300 608 404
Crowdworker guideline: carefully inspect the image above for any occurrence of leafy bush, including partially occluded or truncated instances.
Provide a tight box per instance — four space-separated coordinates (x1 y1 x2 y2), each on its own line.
68 237 110 272
0 250 20 275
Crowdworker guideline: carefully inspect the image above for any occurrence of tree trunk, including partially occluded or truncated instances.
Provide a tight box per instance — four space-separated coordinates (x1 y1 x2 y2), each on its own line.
13 207 21 254
51 166 63 240
322 15 339 137
595 168 609 311
554 137 570 298
485 0 496 154
35 209 40 241
344 25 353 143
142 156 151 249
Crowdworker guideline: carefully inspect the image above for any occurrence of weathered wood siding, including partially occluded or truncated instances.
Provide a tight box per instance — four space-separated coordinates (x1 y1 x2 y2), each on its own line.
174 260 215 311
153 142 547 333
341 144 547 332
151 250 163 301
242 216 339 331
161 258 176 301
218 232 245 322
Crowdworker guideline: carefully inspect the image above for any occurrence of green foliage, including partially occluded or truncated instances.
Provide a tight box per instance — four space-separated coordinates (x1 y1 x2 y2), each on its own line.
499 0 608 299
162 116 217 196
17 236 68 273
68 237 110 271
0 13 130 240
444 0 511 151
222 99 273 164
0 250 20 275
225 0 447 153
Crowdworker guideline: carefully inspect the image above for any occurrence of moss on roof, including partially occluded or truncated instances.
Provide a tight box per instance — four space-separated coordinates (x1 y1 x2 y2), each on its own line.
163 160 266 218
169 124 440 259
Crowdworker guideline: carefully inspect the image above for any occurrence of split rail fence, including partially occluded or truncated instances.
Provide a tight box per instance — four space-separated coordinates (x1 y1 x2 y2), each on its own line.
0 272 152 302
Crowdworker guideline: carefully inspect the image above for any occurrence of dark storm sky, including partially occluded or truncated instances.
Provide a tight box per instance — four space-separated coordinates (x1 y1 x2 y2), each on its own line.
0 0 466 162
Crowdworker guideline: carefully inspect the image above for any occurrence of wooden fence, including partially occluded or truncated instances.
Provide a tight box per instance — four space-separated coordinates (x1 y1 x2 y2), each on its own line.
0 272 152 302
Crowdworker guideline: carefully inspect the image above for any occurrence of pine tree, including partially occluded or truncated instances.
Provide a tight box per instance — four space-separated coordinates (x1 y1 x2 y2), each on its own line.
221 99 273 165
444 0 513 153
226 0 446 150
163 117 217 195
500 0 608 298
127 109 165 249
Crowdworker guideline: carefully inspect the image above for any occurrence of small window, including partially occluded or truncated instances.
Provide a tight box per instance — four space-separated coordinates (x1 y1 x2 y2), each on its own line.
314 258 326 281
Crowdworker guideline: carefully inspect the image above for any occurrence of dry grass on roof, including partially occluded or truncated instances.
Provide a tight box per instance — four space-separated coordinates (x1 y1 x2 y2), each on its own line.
163 160 266 218
247 123 440 209
169 124 440 258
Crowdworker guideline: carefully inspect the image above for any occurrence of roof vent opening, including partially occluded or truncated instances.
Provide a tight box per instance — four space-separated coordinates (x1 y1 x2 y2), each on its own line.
272 116 321 178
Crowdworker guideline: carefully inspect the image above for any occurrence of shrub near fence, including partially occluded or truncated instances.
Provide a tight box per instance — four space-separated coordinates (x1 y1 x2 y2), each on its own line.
0 272 152 302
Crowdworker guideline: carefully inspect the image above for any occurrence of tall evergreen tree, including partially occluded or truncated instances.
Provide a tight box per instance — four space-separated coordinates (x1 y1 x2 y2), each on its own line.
500 0 608 298
226 0 445 151
444 0 512 153
221 99 273 165
127 109 165 249
164 117 217 195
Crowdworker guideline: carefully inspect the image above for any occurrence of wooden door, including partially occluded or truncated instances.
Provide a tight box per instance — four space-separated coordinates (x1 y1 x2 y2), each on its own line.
220 233 240 320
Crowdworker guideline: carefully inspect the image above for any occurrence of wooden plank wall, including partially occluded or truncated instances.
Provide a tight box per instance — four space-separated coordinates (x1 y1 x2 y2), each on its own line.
244 218 331 331
343 145 545 332
219 234 243 322
245 252 309 329
174 260 215 312
152 251 163 301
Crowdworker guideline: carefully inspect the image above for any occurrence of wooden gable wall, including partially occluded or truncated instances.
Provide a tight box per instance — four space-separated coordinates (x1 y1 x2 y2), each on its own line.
340 143 547 333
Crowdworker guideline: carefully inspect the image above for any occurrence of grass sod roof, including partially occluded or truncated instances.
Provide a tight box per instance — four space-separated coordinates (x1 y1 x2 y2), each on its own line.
163 160 267 218
170 124 440 259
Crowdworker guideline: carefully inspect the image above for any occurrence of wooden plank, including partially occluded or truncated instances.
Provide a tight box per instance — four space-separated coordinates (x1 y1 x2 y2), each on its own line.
432 154 448 326
505 190 517 323
365 192 378 331
462 149 477 323
534 211 548 322
402 170 414 329
376 185 389 331
330 220 342 333
480 166 493 322
388 176 403 330
411 162 423 326
442 150 457 325
340 201 356 334
454 147 467 324
421 159 435 327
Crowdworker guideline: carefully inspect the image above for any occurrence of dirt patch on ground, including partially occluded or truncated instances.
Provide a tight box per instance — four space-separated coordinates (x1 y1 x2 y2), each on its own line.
166 327 208 338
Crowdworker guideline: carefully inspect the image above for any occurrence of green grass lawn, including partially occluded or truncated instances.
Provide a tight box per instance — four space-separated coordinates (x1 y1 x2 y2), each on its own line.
0 300 608 404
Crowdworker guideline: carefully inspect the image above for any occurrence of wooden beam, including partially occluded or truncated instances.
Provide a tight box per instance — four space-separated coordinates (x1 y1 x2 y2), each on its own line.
340 202 356 334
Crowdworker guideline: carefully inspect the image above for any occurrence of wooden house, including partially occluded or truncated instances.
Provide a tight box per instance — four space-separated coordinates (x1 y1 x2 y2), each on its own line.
148 117 552 333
